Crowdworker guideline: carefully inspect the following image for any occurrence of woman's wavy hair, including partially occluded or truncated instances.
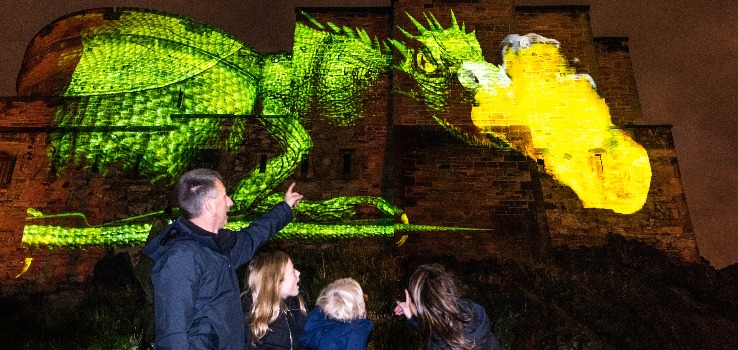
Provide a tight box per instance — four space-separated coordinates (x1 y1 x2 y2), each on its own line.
244 250 306 345
409 263 475 350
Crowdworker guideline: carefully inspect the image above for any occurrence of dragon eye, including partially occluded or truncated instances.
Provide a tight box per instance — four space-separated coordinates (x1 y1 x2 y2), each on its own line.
415 51 438 74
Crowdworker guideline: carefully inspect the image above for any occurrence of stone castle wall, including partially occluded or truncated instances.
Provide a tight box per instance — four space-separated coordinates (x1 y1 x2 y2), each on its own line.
0 1 699 293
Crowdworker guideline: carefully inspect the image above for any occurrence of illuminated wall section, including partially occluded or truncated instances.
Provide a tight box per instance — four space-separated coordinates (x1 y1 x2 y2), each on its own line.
53 10 260 183
391 13 651 214
21 7 651 248
22 8 412 246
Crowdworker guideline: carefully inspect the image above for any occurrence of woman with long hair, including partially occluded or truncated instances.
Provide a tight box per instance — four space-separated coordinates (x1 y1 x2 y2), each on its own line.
243 250 307 350
394 264 502 350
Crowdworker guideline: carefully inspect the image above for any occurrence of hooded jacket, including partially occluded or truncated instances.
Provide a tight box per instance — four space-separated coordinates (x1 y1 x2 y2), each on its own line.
143 201 292 350
409 299 502 350
299 307 373 350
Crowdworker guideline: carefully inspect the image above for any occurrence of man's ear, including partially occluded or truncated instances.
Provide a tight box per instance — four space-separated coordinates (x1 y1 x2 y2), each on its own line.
203 197 214 215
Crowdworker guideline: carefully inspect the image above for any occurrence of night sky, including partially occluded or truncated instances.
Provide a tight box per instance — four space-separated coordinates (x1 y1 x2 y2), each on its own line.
0 0 735 268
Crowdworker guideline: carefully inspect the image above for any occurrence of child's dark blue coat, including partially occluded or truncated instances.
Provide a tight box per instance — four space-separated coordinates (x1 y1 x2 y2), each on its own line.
299 307 373 350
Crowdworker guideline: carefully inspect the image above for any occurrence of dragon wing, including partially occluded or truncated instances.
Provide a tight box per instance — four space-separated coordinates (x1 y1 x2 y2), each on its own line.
64 8 247 96
24 8 263 180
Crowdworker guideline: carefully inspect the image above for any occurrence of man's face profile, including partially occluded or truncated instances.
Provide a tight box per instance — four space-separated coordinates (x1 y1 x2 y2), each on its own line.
208 179 234 230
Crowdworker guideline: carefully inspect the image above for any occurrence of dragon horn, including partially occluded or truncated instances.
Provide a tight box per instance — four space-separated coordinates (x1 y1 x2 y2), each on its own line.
405 11 427 34
357 29 371 45
388 38 411 59
396 25 416 40
342 26 356 39
327 21 341 33
427 12 443 31
450 10 459 30
299 10 325 30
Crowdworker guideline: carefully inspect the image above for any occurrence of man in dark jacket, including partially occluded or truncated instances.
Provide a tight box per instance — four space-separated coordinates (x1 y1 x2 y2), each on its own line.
143 169 302 350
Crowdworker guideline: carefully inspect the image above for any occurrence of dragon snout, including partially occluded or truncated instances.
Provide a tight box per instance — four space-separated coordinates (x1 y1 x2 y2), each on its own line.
457 63 481 92
457 61 510 96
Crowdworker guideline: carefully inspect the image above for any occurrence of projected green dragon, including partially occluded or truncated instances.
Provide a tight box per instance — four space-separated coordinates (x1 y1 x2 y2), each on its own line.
22 8 650 246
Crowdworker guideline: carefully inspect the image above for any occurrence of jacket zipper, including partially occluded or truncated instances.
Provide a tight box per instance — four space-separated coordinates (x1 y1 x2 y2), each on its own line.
285 311 293 349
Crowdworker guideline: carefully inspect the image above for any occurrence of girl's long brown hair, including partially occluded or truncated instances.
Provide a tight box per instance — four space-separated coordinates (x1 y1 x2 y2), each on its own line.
244 251 305 345
409 263 475 350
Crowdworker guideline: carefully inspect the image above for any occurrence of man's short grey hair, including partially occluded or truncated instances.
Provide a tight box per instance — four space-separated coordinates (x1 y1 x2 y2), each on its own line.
175 169 224 219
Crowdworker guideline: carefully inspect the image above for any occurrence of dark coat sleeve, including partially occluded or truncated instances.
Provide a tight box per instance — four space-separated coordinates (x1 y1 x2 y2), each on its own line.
230 201 293 267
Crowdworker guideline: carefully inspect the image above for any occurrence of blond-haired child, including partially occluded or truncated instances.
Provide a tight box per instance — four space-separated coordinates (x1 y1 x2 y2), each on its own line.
300 278 373 350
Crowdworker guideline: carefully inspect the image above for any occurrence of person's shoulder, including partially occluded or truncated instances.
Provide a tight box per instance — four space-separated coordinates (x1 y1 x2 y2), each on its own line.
353 317 373 330
462 298 486 313
461 299 502 349
459 299 489 331
153 241 207 269
167 235 206 252
306 306 324 319
152 228 214 266
305 307 341 332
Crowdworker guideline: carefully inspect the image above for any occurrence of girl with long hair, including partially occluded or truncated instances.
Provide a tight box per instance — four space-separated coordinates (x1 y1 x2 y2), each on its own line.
243 250 307 350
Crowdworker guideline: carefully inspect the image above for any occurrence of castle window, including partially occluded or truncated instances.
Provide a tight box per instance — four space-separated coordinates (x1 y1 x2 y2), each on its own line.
193 149 221 171
340 149 354 179
91 155 101 174
593 153 604 174
0 152 17 186
176 88 184 108
536 157 545 171
300 154 310 175
259 153 267 173
589 149 606 175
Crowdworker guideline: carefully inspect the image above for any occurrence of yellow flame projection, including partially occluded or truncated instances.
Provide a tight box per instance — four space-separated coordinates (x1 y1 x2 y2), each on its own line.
467 39 651 214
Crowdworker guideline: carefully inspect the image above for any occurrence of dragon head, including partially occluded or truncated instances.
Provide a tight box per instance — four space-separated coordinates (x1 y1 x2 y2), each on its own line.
391 11 510 148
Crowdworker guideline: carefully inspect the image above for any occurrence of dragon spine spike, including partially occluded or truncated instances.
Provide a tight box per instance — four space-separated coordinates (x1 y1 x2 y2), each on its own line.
423 13 436 30
396 25 416 41
427 12 444 31
342 25 356 38
358 29 371 46
374 37 384 51
382 41 390 54
327 21 341 33
406 11 427 35
300 10 325 30
465 31 478 47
